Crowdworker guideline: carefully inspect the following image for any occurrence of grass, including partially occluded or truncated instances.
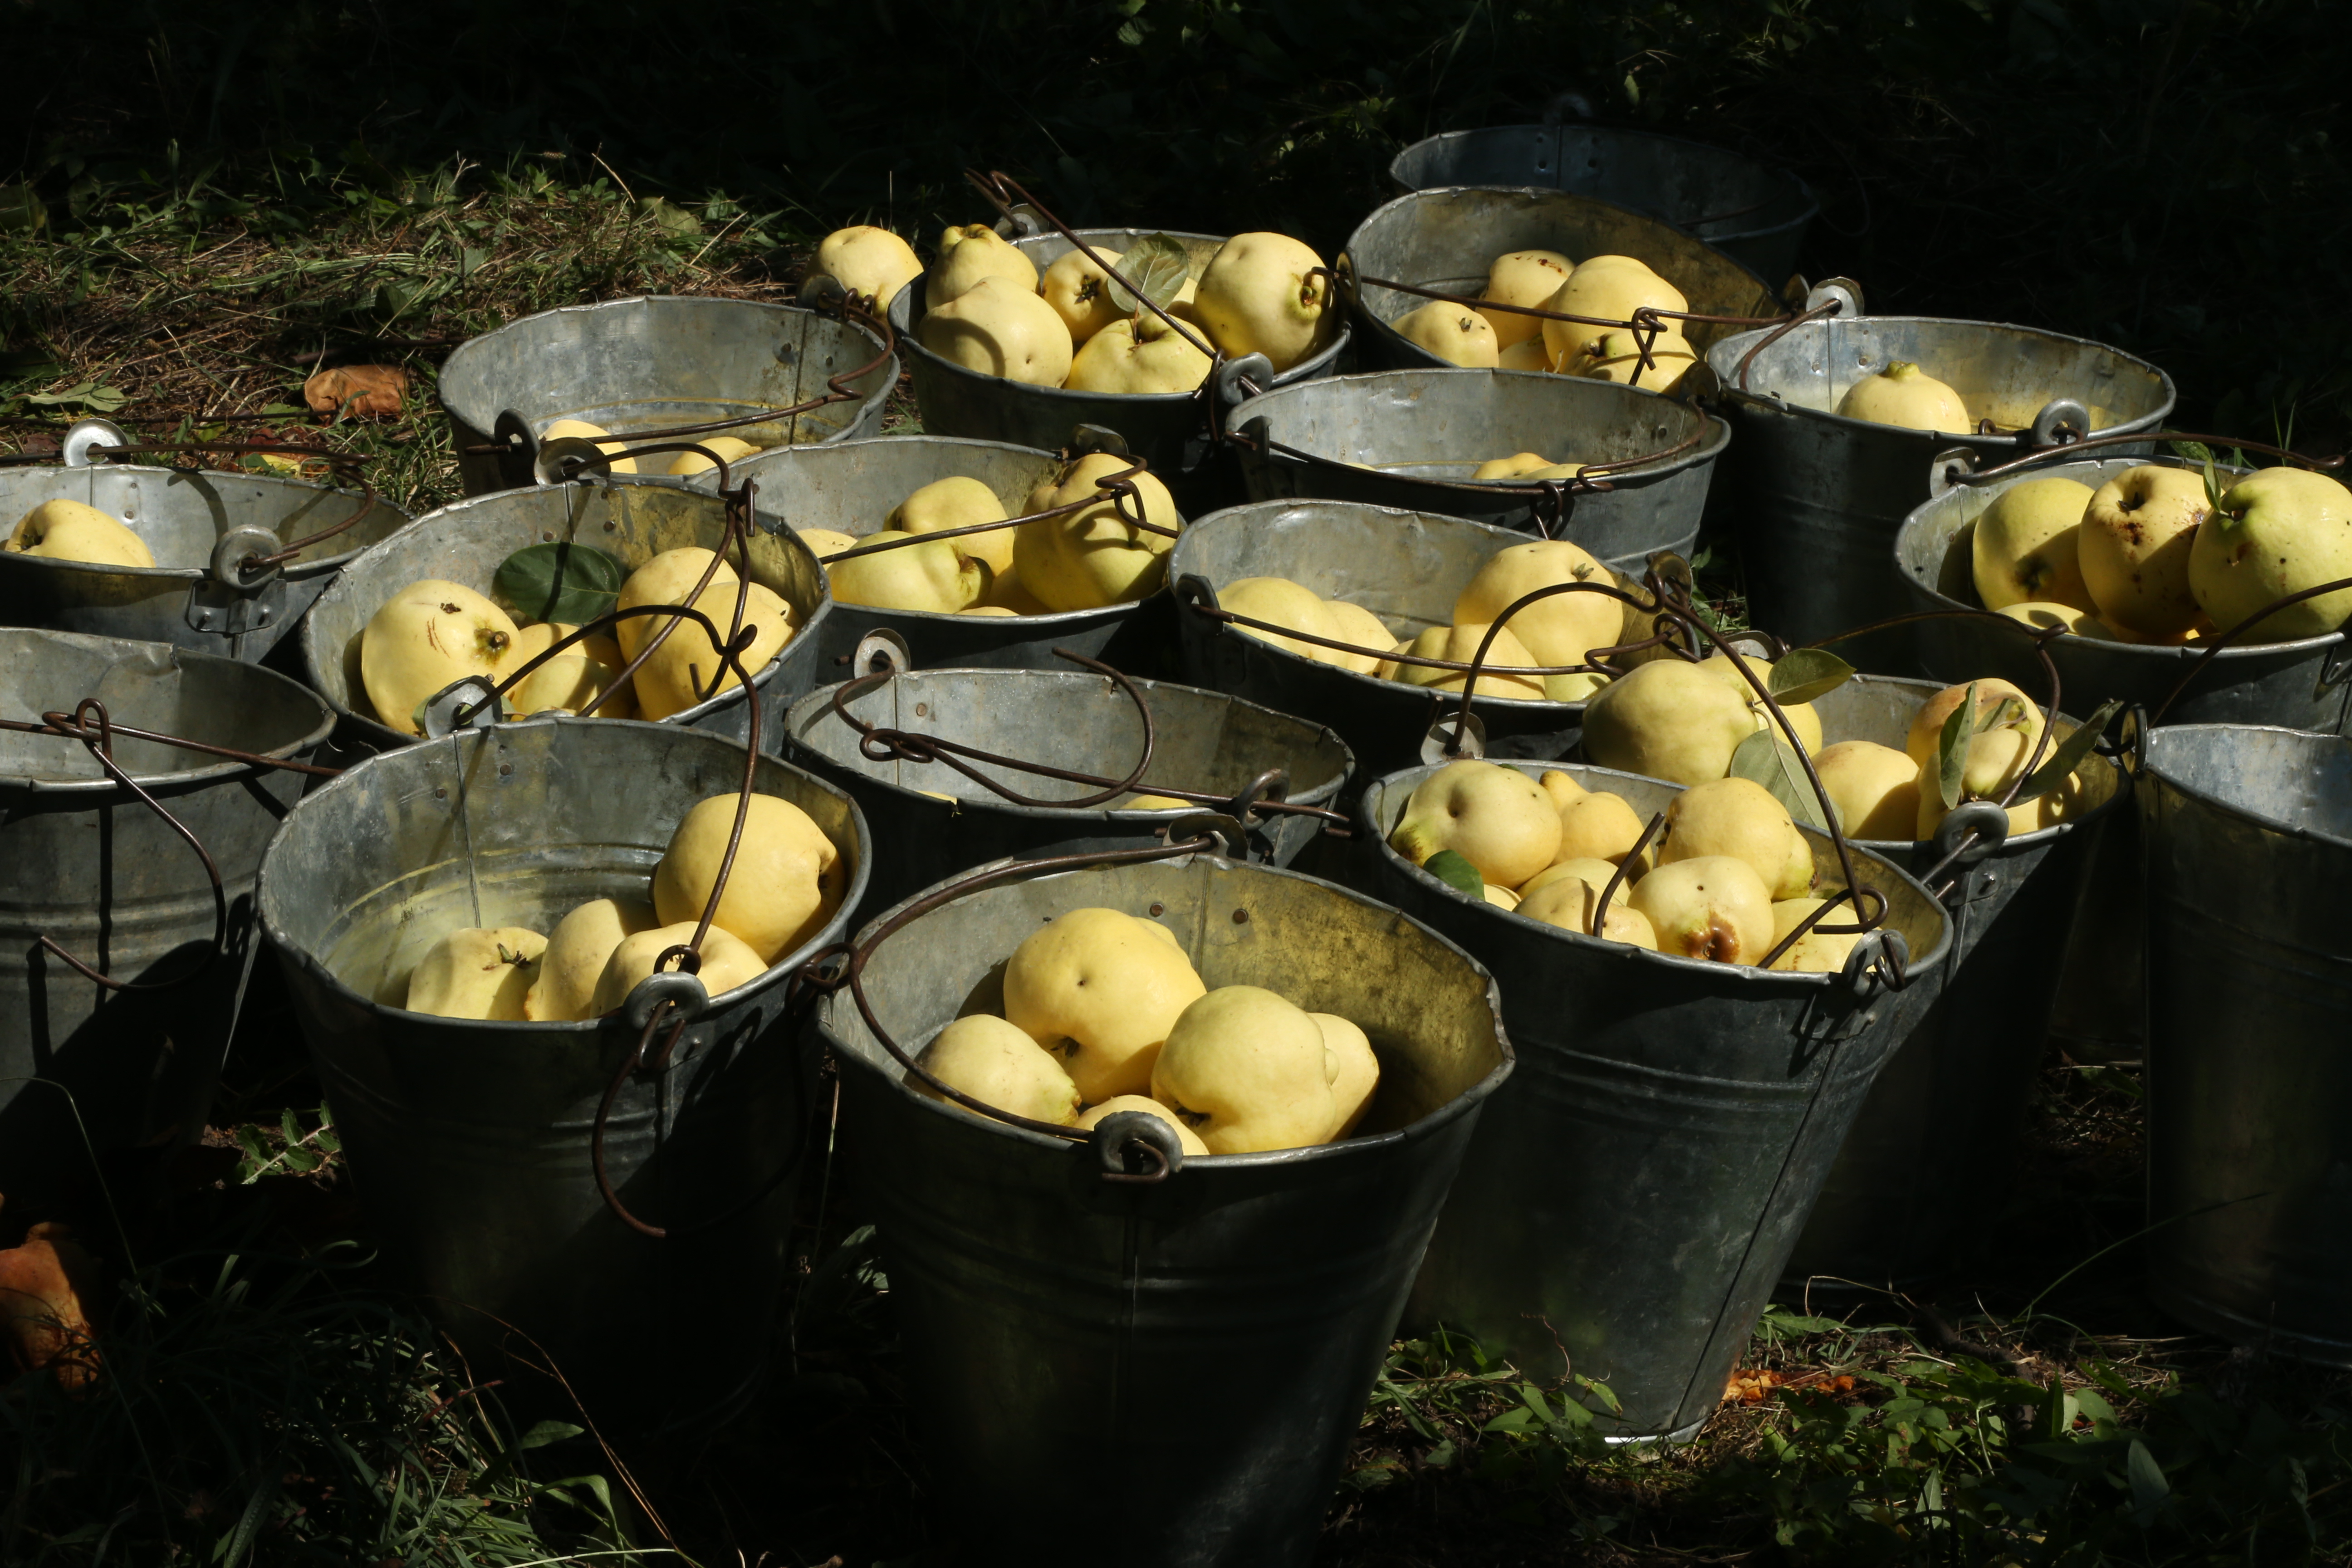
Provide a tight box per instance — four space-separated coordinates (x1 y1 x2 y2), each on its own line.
4 2 2352 1561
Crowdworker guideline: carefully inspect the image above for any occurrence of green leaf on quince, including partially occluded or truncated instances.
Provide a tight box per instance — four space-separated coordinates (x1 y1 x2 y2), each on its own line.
1421 848 1486 899
1107 232 1193 315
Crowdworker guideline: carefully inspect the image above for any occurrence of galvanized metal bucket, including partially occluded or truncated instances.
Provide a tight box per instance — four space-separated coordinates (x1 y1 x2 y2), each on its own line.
689 433 1168 675
1387 120 1819 284
0 628 333 1209
1707 317 2175 662
2140 724 2352 1365
1894 453 2352 732
1169 499 1614 782
821 852 1512 1564
1343 186 1786 373
299 476 830 753
887 227 1349 484
1897 452 2348 1065
1363 760 1952 1437
438 295 897 496
0 453 412 663
1222 367 1724 552
784 665 1352 918
257 718 872 1429
1780 675 2127 1289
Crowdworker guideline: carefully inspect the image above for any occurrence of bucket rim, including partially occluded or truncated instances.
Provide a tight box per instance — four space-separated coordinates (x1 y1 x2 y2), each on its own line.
784 667 1357 819
1706 315 2179 445
0 628 336 793
1892 454 2346 663
2143 721 2352 853
1221 364 1731 490
1360 757 1956 985
887 271 1352 410
300 474 830 748
1813 671 2132 854
0 461 416 582
1384 124 1822 243
254 714 875 1033
822 849 1516 1166
435 293 894 435
1167 496 1597 721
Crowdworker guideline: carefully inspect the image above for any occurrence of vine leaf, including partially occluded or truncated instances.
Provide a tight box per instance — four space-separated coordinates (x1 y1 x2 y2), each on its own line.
1730 729 1831 831
495 542 627 625
1422 849 1486 899
1766 647 1854 708
1936 680 1980 809
1106 232 1193 314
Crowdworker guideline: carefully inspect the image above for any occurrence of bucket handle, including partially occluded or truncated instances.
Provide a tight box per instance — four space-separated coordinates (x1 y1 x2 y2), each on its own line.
20 699 230 995
1930 431 2344 495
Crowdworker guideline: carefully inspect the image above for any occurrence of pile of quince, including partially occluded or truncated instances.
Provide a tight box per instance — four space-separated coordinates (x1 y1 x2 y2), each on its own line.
1390 760 1858 970
819 221 1338 397
797 454 1181 618
1216 535 1624 703
906 906 1379 1155
1392 247 1696 392
1960 463 2352 647
358 547 795 735
402 791 844 1022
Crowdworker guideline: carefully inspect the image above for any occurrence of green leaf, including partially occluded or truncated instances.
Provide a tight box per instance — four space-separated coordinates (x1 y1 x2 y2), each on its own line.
1423 848 1486 899
494 542 626 625
1764 647 1853 707
25 380 129 413
1729 728 1830 831
2126 1437 2170 1525
2009 699 2123 804
516 1419 583 1450
1936 680 1978 809
1106 232 1192 314
2201 452 2226 515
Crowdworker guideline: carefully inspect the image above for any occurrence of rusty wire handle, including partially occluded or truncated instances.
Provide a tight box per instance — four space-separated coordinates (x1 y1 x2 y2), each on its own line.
2148 571 2352 726
1220 420 1711 501
831 834 1224 1146
965 169 1221 365
1729 299 1851 394
1942 431 2347 488
247 475 382 569
31 699 230 992
834 647 1160 809
0 713 342 777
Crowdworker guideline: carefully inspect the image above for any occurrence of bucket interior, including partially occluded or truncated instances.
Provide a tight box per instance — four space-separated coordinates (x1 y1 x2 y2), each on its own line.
1721 318 2171 435
0 628 329 781
262 719 865 1011
302 480 823 736
1366 759 1951 970
1235 368 1712 486
1345 186 1782 359
438 296 891 450
0 464 411 575
725 434 1069 588
2148 725 2352 844
792 668 1351 809
831 855 1507 1146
